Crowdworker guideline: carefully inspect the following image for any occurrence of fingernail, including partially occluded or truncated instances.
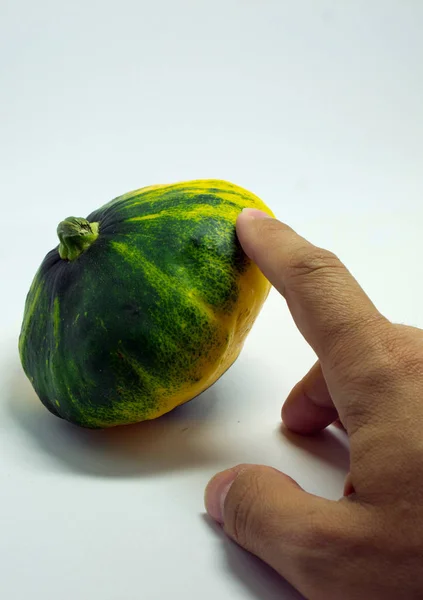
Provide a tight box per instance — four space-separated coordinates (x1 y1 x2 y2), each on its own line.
241 208 273 219
205 470 237 524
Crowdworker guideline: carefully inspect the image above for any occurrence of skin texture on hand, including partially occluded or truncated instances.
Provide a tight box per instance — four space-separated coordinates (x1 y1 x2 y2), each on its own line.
205 209 423 600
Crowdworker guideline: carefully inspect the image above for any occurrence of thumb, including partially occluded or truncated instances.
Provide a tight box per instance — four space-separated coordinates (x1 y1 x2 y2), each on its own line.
205 465 362 598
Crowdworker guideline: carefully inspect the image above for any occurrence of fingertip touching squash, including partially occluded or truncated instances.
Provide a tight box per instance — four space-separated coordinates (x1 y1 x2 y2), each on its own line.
19 180 274 428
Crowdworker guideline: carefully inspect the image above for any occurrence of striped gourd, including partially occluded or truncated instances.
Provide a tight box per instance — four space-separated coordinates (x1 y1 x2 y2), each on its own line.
19 180 274 428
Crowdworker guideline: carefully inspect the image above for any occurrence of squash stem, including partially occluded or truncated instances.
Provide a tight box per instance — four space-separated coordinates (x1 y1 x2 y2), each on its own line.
57 218 100 261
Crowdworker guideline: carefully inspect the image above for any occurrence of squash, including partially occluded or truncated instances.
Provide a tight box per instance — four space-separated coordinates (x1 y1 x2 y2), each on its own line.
19 180 274 428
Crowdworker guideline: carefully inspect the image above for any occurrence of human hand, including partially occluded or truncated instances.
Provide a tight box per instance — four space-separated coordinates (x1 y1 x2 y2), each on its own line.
205 209 423 600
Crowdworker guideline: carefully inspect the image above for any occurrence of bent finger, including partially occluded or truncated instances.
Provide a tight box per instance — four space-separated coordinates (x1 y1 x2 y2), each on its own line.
282 361 338 434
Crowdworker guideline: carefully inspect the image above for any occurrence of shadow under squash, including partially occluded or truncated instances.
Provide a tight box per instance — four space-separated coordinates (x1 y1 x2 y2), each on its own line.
7 359 228 478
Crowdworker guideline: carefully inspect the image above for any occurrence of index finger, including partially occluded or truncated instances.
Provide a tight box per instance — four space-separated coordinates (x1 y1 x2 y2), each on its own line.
237 209 388 371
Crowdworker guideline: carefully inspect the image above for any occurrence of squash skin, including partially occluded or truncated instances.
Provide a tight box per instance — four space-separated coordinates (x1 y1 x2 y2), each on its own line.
19 180 274 428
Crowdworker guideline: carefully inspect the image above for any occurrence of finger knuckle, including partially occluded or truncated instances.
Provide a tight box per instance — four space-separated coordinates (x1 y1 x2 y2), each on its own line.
226 467 272 551
338 324 423 430
296 503 350 550
388 326 423 377
287 248 343 283
345 325 423 393
327 315 390 372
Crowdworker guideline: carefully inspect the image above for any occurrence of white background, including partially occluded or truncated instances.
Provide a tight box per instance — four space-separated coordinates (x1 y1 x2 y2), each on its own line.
1 1 423 599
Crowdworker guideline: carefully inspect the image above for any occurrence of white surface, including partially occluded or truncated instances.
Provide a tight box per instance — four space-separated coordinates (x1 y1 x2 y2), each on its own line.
1 1 423 599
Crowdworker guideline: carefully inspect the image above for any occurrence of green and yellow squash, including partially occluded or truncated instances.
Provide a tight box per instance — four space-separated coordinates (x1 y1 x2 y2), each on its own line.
19 180 274 428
